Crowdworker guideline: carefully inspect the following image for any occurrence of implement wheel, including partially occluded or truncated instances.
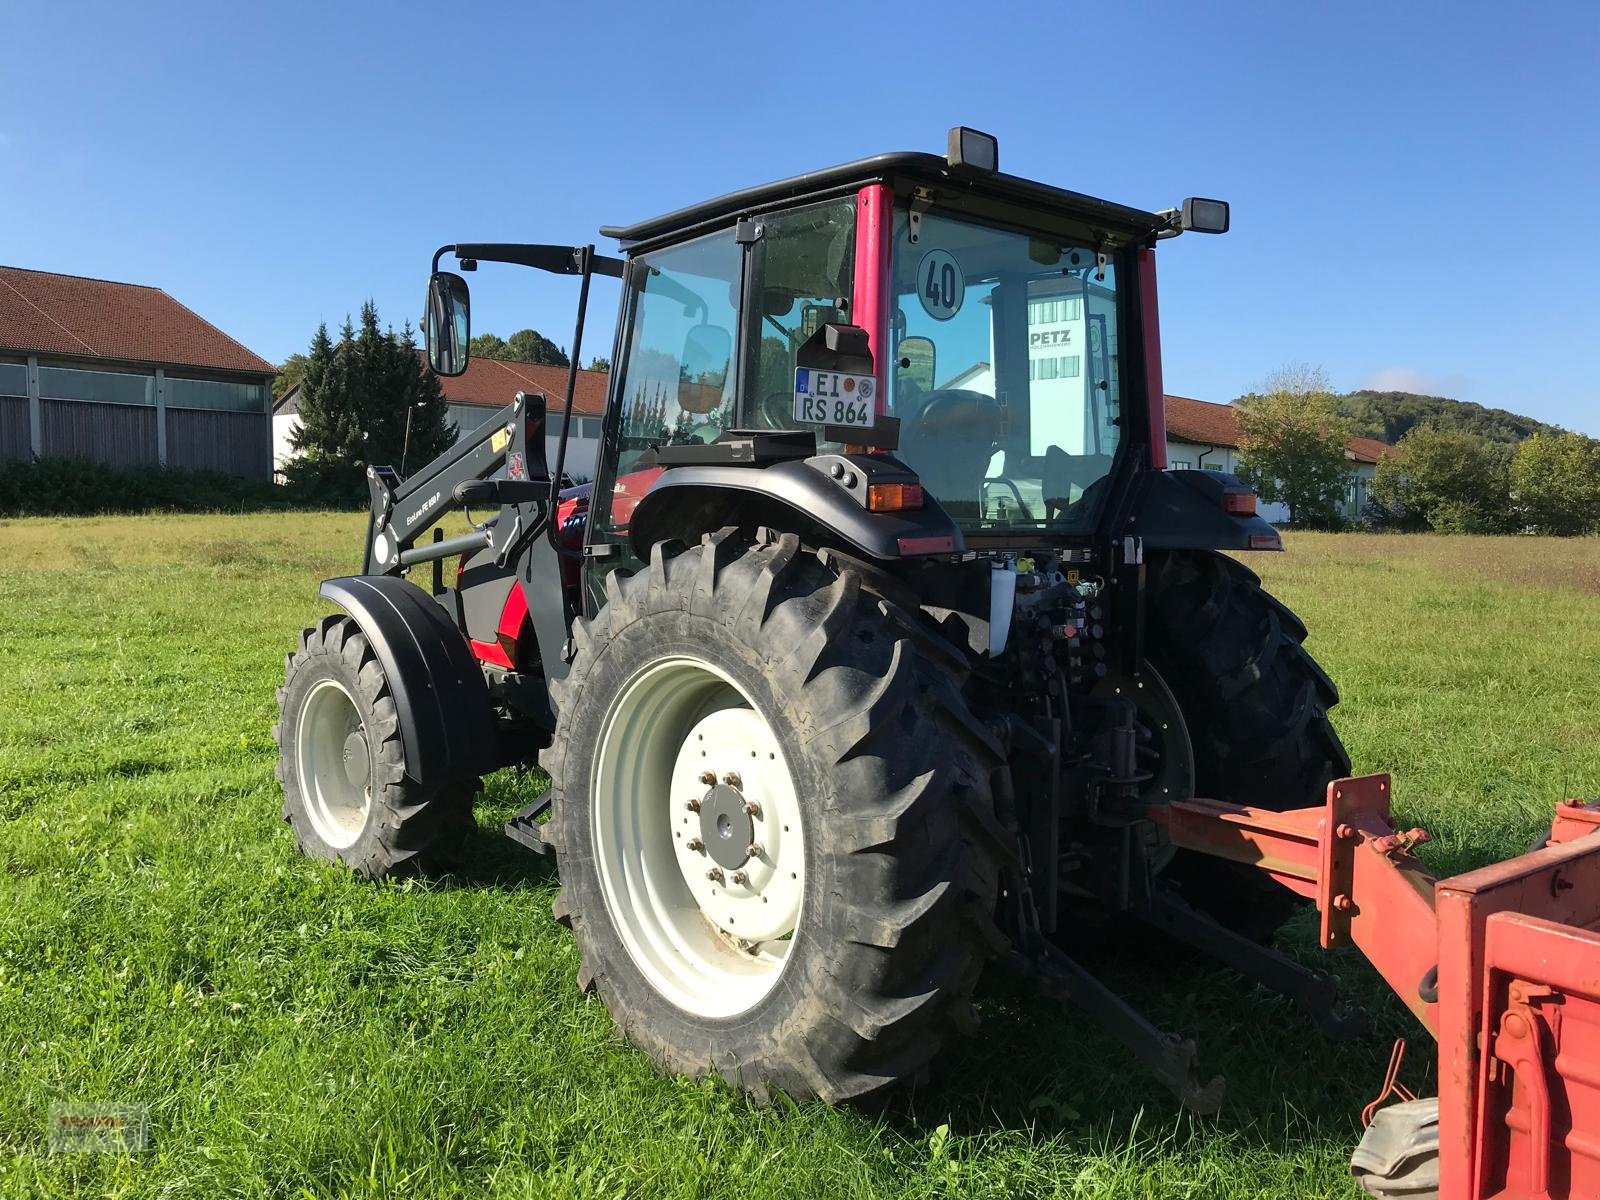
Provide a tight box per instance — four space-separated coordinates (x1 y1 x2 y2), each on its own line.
1145 549 1351 939
275 615 476 879
541 529 1005 1101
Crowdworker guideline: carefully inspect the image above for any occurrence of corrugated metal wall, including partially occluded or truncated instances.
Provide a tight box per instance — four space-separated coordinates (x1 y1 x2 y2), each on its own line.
40 399 159 468
165 408 271 479
0 397 29 461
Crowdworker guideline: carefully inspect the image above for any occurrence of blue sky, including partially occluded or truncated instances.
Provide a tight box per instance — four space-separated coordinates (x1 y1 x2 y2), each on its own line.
3 0 1595 432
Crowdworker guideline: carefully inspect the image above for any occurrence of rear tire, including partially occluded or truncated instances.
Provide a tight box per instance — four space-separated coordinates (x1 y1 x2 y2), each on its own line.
541 529 1006 1101
1145 550 1351 939
275 615 476 879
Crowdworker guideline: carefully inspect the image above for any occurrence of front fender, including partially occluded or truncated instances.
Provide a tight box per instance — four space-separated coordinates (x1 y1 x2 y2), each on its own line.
318 575 498 784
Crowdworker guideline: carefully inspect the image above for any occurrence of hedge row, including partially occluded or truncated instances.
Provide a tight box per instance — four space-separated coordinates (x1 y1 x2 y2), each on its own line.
0 458 361 517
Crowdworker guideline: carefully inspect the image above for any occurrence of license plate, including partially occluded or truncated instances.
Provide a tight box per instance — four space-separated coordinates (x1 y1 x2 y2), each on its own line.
793 368 876 428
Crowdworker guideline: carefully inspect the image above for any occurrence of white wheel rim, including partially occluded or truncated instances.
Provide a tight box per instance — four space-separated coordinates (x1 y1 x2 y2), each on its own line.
297 678 373 850
592 655 806 1019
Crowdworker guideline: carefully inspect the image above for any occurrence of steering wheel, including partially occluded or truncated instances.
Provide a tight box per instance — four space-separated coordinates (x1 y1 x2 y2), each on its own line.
905 389 1003 444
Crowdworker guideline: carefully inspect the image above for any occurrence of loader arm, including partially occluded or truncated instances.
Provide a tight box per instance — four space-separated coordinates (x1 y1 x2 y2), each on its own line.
1155 776 1600 1200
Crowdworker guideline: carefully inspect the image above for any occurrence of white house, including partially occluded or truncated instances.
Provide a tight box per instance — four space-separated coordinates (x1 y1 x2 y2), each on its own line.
273 354 609 482
1163 394 1390 525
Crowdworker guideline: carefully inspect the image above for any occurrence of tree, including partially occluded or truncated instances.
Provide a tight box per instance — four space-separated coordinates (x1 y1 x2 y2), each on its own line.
1511 433 1600 535
504 329 568 366
467 328 569 367
1234 365 1355 529
586 356 611 373
468 332 508 359
284 302 452 501
273 352 308 402
1369 426 1513 533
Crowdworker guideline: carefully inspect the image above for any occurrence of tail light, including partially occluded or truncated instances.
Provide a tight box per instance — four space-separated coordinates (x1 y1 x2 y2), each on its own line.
867 482 924 513
1222 489 1256 516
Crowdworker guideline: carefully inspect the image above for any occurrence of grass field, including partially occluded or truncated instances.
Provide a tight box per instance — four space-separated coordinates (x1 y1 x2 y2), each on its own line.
2 515 1598 1198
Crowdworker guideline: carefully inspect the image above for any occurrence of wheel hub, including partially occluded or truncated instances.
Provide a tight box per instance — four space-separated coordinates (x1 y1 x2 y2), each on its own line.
591 656 807 1018
341 730 371 790
296 677 373 850
669 706 802 944
698 783 755 869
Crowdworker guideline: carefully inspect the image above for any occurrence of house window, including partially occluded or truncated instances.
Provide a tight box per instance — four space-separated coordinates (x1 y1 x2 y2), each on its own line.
1202 462 1224 472
581 417 602 438
164 376 266 413
0 360 26 398
38 365 155 406
1170 458 1192 470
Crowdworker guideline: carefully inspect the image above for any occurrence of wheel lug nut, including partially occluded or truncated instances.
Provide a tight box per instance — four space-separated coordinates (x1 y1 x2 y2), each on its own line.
745 842 764 859
722 771 742 788
742 799 761 817
731 870 750 886
687 838 705 852
706 867 725 884
685 797 701 812
698 770 717 785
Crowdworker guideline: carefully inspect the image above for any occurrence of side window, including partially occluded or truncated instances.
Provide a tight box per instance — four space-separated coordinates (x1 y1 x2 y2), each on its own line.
614 230 741 464
589 228 742 555
742 198 856 430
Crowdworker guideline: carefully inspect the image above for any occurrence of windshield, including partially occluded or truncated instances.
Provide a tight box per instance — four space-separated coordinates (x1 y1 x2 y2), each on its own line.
888 208 1124 532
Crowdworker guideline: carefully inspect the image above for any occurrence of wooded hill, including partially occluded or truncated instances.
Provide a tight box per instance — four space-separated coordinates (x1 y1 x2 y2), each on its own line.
1331 390 1565 445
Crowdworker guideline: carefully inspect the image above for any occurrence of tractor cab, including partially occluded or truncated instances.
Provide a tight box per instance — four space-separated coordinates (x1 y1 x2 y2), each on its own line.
420 129 1243 615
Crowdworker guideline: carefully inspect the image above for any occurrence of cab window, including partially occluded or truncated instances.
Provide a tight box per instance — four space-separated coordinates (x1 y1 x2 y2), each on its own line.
887 208 1124 531
614 229 741 468
741 198 856 430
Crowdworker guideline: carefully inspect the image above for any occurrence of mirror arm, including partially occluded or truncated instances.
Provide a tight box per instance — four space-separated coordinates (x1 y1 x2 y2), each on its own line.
546 245 597 562
443 243 626 279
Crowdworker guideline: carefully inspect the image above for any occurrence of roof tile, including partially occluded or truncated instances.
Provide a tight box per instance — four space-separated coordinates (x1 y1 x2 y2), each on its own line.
429 353 609 417
0 266 275 375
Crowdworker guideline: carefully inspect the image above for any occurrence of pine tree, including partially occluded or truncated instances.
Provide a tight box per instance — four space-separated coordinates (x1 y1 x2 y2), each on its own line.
283 303 454 503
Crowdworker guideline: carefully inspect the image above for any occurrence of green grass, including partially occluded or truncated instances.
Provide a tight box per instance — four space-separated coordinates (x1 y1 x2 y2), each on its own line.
1 515 1598 1198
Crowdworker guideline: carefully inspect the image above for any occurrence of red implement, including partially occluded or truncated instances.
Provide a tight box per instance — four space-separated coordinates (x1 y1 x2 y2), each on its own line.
1158 778 1600 1199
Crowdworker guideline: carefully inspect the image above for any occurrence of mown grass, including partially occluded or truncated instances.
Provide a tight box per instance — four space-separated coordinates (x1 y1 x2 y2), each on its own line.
1 516 1597 1198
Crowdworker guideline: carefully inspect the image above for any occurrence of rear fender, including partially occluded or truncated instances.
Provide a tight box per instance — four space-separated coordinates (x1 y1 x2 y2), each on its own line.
319 575 497 785
628 460 965 561
1132 468 1283 551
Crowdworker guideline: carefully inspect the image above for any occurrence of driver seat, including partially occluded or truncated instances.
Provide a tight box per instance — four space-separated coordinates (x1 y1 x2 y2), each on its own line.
897 389 1000 520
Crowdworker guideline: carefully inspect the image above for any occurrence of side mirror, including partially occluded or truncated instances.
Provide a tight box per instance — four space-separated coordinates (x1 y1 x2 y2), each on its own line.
897 335 936 394
678 324 732 414
424 271 471 376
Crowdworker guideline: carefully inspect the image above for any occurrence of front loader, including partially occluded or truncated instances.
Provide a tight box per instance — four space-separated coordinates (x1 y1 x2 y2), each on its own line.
273 128 1600 1198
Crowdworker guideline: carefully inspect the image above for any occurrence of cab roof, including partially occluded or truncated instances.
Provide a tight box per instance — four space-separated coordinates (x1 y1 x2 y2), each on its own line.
599 152 1165 252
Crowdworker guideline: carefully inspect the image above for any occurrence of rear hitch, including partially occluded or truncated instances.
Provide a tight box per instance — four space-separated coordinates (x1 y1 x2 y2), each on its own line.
1005 935 1225 1115
1132 886 1370 1041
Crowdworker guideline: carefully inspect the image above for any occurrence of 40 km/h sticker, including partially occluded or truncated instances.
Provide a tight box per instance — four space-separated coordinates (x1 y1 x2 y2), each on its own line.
794 368 876 428
917 248 963 321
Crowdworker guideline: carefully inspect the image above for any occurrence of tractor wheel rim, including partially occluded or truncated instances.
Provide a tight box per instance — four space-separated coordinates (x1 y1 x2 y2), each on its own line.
592 655 806 1019
297 678 372 850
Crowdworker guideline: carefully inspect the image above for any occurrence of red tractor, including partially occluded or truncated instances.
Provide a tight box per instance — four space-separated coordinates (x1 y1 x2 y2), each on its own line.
275 129 1600 1199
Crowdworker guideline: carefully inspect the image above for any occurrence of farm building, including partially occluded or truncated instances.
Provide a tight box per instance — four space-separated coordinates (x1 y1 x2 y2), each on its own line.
1164 394 1392 524
273 354 609 481
0 266 276 479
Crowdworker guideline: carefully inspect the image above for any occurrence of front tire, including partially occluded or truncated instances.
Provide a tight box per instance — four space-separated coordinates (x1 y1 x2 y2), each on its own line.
542 530 1006 1101
1145 550 1351 938
275 615 476 879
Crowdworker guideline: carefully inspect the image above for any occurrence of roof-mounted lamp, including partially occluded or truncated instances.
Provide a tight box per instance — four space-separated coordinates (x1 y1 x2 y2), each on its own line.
946 126 999 172
1180 197 1230 234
